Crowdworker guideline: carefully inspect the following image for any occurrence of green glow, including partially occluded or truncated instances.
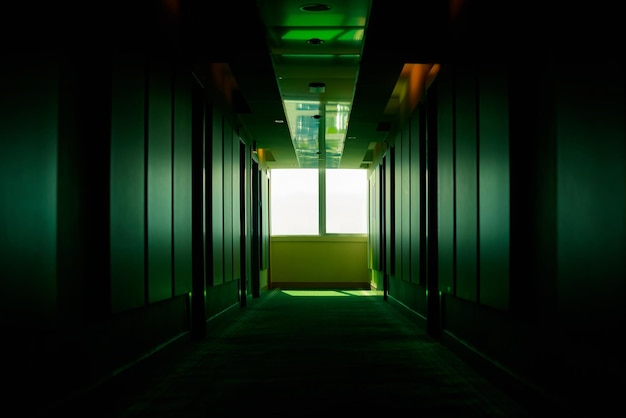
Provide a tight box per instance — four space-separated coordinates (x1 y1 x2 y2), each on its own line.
342 289 381 296
284 14 346 27
282 29 343 41
282 289 379 297
280 54 353 59
337 29 364 41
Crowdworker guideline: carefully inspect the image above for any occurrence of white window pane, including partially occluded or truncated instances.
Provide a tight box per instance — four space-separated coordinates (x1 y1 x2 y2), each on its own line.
270 169 319 235
326 169 368 234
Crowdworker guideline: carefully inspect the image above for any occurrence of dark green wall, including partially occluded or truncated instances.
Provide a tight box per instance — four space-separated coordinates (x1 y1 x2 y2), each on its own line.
380 51 625 417
554 63 625 341
147 55 174 303
1 54 59 327
437 77 454 294
173 66 193 296
110 53 147 312
477 65 510 311
409 111 423 286
1 45 249 414
210 110 224 286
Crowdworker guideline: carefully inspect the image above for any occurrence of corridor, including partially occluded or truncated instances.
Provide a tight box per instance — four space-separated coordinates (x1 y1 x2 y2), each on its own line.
41 289 564 417
1 3 623 417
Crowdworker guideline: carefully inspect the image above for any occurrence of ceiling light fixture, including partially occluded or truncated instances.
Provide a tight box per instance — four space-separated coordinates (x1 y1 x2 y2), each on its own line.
299 3 331 12
258 0 370 169
309 82 326 93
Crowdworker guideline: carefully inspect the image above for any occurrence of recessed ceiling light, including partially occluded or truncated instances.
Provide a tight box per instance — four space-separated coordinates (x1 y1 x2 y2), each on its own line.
274 119 285 124
300 4 331 12
309 82 326 93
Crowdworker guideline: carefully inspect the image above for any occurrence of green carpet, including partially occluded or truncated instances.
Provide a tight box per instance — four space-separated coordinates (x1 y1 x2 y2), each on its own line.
53 289 538 417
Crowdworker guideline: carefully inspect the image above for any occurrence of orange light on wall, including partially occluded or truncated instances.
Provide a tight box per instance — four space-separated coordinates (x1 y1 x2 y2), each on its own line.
384 63 441 120
162 0 180 18
209 63 239 106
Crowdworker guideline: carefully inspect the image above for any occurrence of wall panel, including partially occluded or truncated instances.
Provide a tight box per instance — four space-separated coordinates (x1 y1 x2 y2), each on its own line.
223 120 234 283
437 73 455 294
556 64 625 336
478 66 509 311
58 54 112 320
409 111 421 284
0 55 58 324
368 166 381 271
401 124 411 281
270 237 369 286
147 57 173 303
110 53 146 312
455 67 478 302
211 110 224 285
173 67 193 296
385 147 395 276
231 134 239 280
394 132 403 279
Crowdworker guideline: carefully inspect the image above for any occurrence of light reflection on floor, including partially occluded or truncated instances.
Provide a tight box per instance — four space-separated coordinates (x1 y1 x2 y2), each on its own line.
281 289 383 297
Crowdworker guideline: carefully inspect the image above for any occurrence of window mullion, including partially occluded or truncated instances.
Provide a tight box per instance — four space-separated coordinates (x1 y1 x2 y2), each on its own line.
318 102 326 236
319 167 326 235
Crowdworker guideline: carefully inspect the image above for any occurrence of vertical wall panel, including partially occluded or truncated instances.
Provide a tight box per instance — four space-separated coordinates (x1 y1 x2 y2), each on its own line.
384 150 394 275
260 169 270 270
478 66 510 311
223 121 234 283
173 67 192 296
368 167 381 271
203 100 213 287
147 57 173 303
409 111 421 284
455 67 479 301
58 54 112 321
508 64 553 320
401 124 411 281
232 135 242 283
211 110 224 285
239 140 248 295
437 73 455 294
0 55 58 324
110 54 146 312
556 64 625 335
418 105 428 287
191 77 207 337
393 136 402 278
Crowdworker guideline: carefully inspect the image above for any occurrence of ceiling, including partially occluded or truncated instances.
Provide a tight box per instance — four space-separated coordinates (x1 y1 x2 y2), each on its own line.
184 0 453 170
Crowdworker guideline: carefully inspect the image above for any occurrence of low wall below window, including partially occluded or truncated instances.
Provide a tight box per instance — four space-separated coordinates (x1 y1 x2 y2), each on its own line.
269 235 370 289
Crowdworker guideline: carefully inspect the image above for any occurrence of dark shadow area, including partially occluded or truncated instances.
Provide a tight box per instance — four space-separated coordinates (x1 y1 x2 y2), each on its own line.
39 289 548 417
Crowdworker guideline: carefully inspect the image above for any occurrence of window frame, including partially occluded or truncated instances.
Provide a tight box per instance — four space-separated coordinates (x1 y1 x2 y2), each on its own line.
269 168 368 237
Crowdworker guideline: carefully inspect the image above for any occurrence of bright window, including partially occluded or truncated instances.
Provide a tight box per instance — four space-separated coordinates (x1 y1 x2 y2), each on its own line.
270 169 319 235
270 168 368 236
325 169 368 234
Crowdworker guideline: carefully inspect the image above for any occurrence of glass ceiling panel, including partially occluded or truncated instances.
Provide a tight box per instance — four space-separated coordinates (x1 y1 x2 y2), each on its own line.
284 100 351 168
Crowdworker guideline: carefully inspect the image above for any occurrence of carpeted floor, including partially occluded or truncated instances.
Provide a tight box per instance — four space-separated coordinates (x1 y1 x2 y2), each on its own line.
49 289 539 417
